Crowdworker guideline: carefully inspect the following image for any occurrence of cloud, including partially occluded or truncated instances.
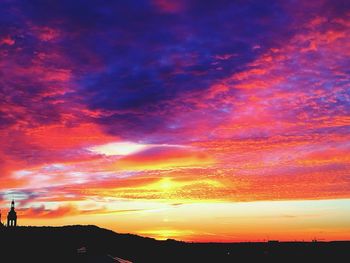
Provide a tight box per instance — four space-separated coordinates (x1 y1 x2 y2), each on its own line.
88 141 150 156
18 205 77 219
152 0 187 13
18 204 151 219
0 36 15 45
114 146 214 170
0 0 349 212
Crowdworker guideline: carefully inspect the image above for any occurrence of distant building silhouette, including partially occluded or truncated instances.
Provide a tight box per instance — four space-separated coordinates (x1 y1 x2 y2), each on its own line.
7 200 17 227
0 210 4 227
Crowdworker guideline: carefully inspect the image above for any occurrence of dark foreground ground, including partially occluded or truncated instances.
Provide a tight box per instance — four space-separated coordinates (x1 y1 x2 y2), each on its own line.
1 225 349 262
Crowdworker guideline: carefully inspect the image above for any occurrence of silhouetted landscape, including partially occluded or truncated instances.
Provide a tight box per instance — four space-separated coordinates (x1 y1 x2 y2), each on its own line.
1 225 349 262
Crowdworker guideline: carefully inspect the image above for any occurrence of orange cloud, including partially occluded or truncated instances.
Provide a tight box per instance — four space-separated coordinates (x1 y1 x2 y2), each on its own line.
17 205 144 219
114 146 214 170
18 205 77 219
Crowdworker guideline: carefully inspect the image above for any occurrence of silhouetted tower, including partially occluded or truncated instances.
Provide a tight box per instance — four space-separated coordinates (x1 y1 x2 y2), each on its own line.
7 200 17 227
0 210 3 227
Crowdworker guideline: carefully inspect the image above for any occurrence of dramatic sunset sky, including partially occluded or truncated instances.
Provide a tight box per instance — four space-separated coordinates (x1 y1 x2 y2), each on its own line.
0 0 349 242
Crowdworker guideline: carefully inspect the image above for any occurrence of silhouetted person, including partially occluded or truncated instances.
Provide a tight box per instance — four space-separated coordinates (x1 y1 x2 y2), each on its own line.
7 200 17 227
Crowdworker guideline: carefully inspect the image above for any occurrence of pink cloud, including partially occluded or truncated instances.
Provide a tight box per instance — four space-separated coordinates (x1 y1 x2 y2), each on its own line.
152 0 187 13
0 36 15 45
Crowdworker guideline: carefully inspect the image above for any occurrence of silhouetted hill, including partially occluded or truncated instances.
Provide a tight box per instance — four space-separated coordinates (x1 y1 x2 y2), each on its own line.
1 225 350 262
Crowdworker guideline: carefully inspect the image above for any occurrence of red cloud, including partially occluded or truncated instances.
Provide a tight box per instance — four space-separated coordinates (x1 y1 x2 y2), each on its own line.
18 205 78 219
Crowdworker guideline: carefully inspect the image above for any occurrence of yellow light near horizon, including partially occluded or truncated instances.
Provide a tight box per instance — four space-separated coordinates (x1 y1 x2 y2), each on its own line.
115 154 214 171
159 177 175 190
17 199 350 242
82 176 224 204
138 229 194 240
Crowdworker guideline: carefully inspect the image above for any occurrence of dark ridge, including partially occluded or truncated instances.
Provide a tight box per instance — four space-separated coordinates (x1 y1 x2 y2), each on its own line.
1 225 349 262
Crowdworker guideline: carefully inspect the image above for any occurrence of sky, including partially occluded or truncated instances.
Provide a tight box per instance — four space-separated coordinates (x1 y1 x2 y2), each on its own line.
0 0 349 242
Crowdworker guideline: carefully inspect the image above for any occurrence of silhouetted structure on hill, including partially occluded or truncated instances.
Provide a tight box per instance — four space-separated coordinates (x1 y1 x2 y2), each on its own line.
7 200 17 227
0 210 4 227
